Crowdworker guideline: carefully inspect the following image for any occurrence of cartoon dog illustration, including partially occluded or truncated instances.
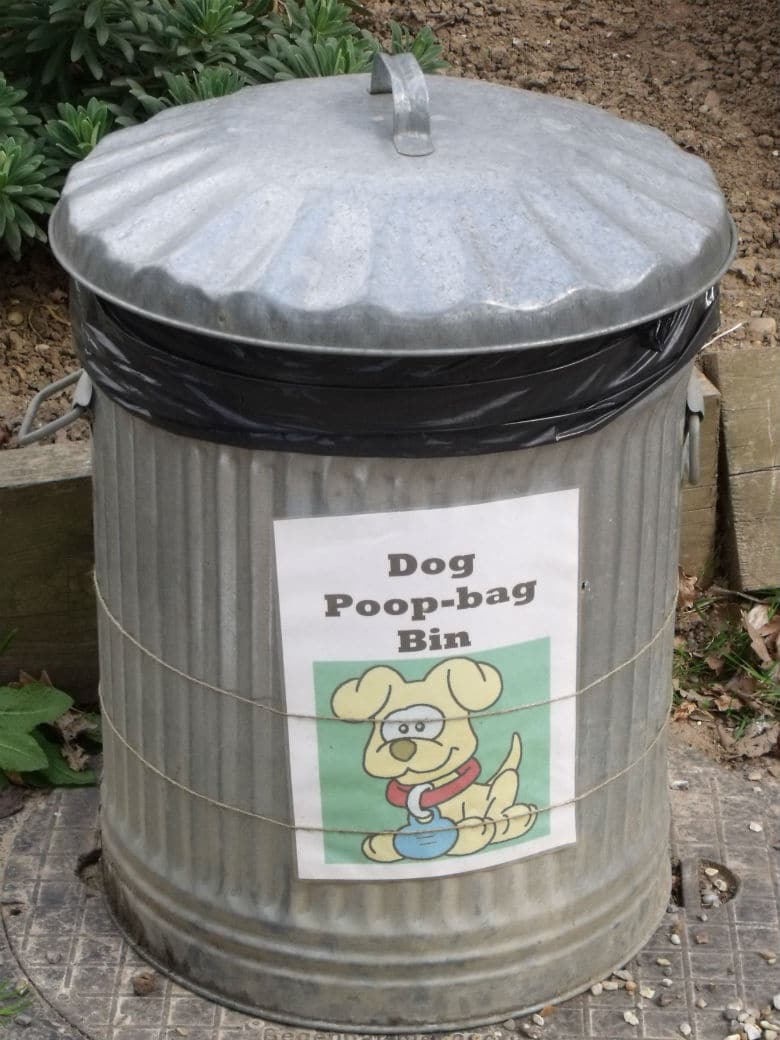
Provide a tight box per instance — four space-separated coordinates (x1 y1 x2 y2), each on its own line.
331 657 538 862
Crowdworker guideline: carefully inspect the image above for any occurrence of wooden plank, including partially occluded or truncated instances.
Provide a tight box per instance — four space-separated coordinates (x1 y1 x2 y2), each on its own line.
703 342 780 473
726 468 780 590
0 443 97 704
678 368 721 579
702 341 780 589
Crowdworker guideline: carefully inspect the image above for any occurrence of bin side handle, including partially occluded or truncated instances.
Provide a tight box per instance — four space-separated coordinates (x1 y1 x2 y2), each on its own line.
369 53 434 157
17 369 93 447
683 370 704 486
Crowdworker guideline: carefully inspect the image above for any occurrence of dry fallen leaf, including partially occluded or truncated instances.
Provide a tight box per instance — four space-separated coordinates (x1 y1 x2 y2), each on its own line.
673 700 699 721
760 615 780 660
742 610 774 667
746 604 771 631
677 570 699 611
730 721 780 759
714 692 741 712
0 787 27 820
705 653 726 674
62 743 90 772
132 971 158 996
13 669 53 688
53 709 98 744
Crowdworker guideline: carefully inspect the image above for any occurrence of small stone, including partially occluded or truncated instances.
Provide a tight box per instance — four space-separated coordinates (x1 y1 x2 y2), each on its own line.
531 1014 544 1027
748 771 763 781
695 997 707 1008
745 1024 762 1040
759 951 777 964
714 878 728 892
640 987 656 999
625 980 637 993
727 1001 744 1013
623 1011 639 1026
503 1020 517 1031
656 958 671 966
749 821 764 833
670 933 681 945
738 1013 751 1023
670 779 690 790
774 994 780 1011
661 978 674 988
679 1024 692 1038
6 310 24 326
603 980 619 991
724 1035 741 1040
132 971 158 996
175 1031 189 1037
765 1030 779 1040
15 1016 32 1028
704 867 719 877
748 317 777 339
590 984 603 996
613 969 634 982
663 967 673 978
698 913 708 922
694 932 710 944
45 951 62 964
658 994 673 1007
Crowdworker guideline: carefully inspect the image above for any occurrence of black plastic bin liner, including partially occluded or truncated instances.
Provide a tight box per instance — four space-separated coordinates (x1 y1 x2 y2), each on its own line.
73 287 719 458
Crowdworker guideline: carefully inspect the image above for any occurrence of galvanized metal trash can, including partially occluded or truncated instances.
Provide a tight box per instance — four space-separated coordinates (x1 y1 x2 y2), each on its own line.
46 54 735 1031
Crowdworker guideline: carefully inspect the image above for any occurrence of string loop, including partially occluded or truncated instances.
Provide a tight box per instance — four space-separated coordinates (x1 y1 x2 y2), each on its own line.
94 576 675 725
100 697 671 836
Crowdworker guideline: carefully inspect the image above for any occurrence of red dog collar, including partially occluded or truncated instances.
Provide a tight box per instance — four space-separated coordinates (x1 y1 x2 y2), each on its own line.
386 758 481 809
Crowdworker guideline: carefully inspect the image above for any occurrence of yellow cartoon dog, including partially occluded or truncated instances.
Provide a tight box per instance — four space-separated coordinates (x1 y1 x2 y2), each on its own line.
331 657 537 863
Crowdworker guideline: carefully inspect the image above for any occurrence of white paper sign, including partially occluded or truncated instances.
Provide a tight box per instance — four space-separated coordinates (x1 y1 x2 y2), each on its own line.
273 489 579 881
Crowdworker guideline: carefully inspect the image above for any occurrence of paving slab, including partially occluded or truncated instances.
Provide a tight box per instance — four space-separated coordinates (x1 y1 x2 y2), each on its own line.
1 732 779 1040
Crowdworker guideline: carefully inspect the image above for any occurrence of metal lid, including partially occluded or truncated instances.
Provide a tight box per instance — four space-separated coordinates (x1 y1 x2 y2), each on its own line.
49 54 736 356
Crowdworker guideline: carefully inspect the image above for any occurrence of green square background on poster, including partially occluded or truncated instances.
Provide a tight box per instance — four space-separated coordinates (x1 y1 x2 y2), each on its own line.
312 639 551 866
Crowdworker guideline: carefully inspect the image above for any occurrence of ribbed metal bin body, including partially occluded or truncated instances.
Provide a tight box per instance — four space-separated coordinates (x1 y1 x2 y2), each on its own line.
93 360 688 1032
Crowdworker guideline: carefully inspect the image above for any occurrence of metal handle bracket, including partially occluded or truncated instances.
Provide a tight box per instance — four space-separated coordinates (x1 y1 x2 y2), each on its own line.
369 52 434 157
683 370 705 486
17 369 93 447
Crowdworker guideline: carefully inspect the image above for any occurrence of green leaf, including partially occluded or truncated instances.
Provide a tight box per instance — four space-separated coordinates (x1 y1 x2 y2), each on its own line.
0 685 73 731
0 730 48 772
32 732 96 786
0 628 17 656
84 0 102 29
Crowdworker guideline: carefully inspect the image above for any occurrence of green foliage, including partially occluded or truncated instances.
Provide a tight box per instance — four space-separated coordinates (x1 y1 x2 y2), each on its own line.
674 588 780 755
0 979 30 1022
0 0 447 258
0 629 18 658
249 29 377 80
0 74 41 135
0 682 99 786
388 20 447 73
45 96 113 158
0 136 61 259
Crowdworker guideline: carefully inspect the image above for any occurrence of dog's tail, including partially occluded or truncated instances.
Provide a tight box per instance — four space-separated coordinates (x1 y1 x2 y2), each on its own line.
487 732 522 782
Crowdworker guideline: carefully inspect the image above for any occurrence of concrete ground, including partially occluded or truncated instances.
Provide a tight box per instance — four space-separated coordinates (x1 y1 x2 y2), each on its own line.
1 732 779 1040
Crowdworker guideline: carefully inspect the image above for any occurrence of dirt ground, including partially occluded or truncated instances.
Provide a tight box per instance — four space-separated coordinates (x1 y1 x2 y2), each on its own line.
0 0 778 444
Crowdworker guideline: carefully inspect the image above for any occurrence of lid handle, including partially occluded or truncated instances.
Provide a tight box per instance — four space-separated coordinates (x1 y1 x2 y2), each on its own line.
369 53 434 157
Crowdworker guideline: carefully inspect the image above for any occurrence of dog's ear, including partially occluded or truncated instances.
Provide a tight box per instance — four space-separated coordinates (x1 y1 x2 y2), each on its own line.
432 657 503 712
331 666 402 720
